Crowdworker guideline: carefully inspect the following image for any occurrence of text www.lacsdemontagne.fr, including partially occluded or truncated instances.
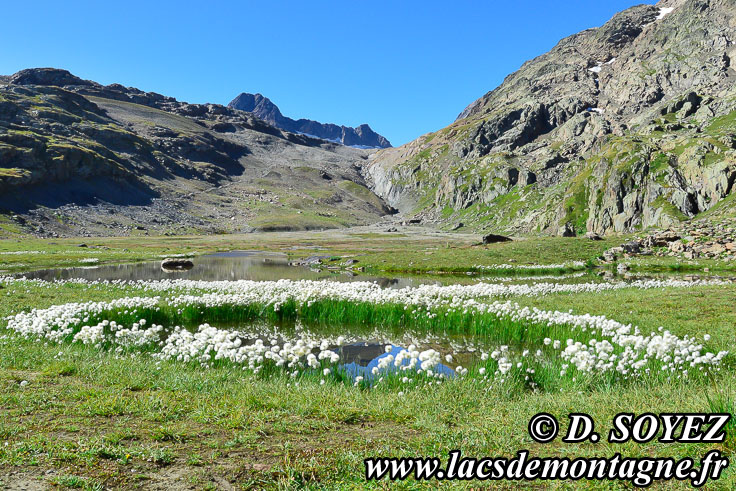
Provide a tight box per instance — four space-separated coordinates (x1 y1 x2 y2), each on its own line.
364 450 728 486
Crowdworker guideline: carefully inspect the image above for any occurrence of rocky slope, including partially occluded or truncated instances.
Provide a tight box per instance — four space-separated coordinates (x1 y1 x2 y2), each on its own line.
601 219 736 263
0 68 393 237
229 93 391 148
364 0 736 236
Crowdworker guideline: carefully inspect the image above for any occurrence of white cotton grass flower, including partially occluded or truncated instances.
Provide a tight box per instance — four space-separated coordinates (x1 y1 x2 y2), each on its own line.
0 275 727 389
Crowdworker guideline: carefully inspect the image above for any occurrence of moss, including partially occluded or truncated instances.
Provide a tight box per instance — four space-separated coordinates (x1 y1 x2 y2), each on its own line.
649 153 672 184
595 189 603 209
706 110 736 134
703 151 724 167
561 165 593 233
652 196 688 221
441 205 455 218
640 61 657 77
415 148 432 161
698 191 736 219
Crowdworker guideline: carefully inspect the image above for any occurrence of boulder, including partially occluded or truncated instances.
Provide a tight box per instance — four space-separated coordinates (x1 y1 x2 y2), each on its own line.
482 233 512 244
584 232 603 241
602 250 616 262
161 258 194 271
651 230 681 246
705 244 726 255
298 255 330 266
621 241 641 254
668 241 685 253
558 222 576 237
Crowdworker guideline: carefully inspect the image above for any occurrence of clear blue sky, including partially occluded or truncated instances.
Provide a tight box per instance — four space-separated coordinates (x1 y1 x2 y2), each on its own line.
2 0 654 146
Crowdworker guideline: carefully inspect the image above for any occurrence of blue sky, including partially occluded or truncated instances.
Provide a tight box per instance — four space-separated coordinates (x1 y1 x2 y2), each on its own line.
2 1 653 146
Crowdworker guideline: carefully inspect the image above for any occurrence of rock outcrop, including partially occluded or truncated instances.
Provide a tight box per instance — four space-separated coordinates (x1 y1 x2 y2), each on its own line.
602 218 736 262
365 0 736 236
229 93 391 149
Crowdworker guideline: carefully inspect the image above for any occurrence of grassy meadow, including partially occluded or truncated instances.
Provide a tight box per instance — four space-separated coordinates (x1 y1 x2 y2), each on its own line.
1 231 735 489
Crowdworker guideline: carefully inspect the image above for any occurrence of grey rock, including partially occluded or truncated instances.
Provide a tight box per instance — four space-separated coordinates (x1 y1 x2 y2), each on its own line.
621 241 641 254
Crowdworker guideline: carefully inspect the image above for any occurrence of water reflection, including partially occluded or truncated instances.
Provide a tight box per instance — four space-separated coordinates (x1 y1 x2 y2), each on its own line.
13 250 733 287
338 343 455 382
16 251 436 288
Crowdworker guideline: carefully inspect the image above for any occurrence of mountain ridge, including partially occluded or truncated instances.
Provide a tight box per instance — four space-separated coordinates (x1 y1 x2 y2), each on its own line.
364 0 736 236
229 92 391 149
0 68 392 238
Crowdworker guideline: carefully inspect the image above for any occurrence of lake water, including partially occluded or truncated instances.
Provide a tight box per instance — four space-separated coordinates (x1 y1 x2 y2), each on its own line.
16 251 435 288
14 251 730 288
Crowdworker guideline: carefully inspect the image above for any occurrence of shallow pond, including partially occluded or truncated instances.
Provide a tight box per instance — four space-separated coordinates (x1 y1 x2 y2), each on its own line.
206 319 479 381
15 251 437 288
6 263 730 387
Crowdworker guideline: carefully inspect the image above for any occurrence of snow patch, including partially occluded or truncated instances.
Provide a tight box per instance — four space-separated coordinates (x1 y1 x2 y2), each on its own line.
296 131 381 149
656 7 674 20
297 131 342 145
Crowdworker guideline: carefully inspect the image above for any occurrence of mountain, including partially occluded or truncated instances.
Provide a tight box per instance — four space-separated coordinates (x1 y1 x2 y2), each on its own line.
0 68 393 237
364 0 736 236
229 93 392 149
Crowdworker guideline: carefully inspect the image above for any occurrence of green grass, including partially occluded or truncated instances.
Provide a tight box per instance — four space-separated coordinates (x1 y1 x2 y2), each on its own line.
1 279 736 487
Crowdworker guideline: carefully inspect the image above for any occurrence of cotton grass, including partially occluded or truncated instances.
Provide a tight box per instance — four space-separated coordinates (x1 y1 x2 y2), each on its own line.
2 277 727 392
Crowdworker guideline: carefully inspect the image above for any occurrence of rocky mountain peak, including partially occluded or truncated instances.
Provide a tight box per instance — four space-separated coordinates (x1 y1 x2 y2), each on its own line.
228 93 283 121
229 92 392 148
